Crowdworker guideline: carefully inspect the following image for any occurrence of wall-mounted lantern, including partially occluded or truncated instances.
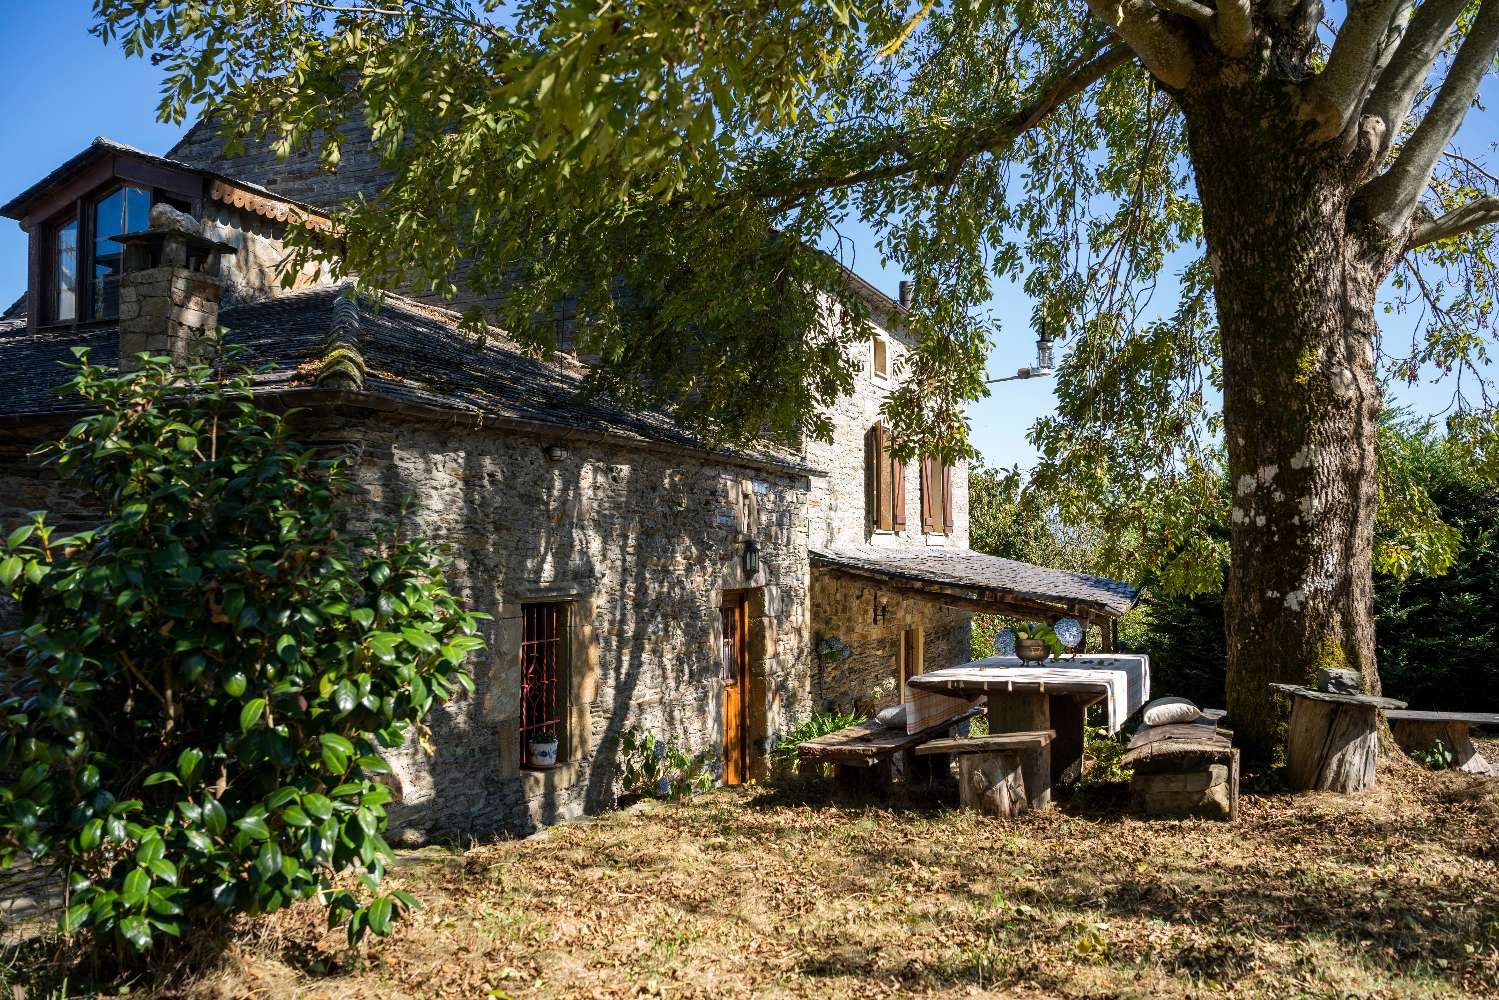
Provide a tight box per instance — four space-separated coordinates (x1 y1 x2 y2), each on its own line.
544 442 569 462
741 538 760 577
872 594 890 626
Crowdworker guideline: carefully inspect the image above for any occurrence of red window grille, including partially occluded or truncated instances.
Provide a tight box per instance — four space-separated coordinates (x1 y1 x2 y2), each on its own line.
520 603 564 765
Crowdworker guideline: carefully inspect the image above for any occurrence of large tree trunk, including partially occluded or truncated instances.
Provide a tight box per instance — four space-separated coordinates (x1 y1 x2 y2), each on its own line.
1181 82 1387 760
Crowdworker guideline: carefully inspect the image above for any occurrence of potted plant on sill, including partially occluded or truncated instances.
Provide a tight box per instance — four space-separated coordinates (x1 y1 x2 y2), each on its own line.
528 730 560 767
1014 622 1066 665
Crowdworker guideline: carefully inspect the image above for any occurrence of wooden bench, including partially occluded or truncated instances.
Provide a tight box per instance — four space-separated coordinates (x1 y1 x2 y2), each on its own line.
1386 709 1498 776
916 730 1055 817
1121 710 1238 820
796 706 982 795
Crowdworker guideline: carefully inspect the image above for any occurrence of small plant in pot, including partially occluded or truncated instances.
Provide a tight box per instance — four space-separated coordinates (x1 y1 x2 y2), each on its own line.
528 730 560 767
1013 622 1066 663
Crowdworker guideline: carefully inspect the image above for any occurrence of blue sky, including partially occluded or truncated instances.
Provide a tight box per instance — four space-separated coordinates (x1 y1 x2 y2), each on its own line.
0 3 1490 470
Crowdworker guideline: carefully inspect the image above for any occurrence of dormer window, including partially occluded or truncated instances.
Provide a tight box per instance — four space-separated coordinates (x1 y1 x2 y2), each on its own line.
51 216 79 323
89 185 152 321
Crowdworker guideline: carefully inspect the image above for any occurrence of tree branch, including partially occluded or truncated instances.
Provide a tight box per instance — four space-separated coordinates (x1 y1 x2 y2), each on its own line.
1154 0 1215 27
1083 0 1195 88
1302 0 1406 140
759 43 1134 211
1212 0 1254 57
1368 0 1417 84
1363 0 1469 162
1361 0 1499 236
1405 195 1499 251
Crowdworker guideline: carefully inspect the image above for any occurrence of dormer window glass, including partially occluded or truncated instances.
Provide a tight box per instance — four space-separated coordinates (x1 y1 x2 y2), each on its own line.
91 185 151 321
52 217 78 323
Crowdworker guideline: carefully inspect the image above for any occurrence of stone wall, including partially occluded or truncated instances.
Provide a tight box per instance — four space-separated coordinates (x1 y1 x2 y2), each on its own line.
200 202 327 306
810 568 971 715
0 406 816 840
803 306 969 552
342 419 815 839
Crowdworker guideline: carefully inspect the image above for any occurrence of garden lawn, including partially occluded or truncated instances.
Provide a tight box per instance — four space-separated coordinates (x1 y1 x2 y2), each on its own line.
200 764 1499 1000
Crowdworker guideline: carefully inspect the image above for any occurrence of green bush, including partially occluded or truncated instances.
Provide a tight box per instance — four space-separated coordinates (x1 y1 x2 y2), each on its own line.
0 348 484 954
614 728 715 800
769 710 864 776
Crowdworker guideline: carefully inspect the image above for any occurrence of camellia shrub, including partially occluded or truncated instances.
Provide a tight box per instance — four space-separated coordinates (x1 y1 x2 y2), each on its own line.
0 347 483 953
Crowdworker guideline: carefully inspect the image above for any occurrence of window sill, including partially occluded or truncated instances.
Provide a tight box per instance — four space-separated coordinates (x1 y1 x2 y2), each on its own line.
521 760 579 799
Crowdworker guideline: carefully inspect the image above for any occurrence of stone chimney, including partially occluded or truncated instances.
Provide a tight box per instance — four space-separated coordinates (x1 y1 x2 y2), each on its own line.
898 280 913 308
115 204 236 371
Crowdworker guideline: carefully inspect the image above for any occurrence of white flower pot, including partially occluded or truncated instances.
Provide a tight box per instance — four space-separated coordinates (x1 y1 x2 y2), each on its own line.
528 740 559 767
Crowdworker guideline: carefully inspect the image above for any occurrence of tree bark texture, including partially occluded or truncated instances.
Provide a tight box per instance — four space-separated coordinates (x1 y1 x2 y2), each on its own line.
1181 78 1393 760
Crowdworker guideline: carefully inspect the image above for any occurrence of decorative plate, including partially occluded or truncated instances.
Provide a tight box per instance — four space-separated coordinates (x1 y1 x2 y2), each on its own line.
993 628 1016 657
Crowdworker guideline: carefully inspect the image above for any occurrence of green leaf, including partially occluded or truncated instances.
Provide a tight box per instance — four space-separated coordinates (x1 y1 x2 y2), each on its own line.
0 556 22 587
143 770 180 787
301 793 333 820
239 698 266 731
119 914 152 952
254 841 282 880
121 866 150 906
61 901 91 934
275 634 299 663
223 672 248 698
367 895 394 936
201 796 227 836
236 815 271 840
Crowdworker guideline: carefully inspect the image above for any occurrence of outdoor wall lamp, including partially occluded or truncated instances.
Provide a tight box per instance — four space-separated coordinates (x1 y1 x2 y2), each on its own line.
544 442 569 461
741 538 760 576
872 596 890 626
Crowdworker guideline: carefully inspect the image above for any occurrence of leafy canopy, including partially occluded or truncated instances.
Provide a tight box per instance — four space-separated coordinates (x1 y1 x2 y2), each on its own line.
92 1 1498 582
0 348 483 952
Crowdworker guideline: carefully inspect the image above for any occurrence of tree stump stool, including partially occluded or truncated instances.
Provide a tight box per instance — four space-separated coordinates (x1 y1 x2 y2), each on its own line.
1387 710 1498 776
1271 671 1406 793
916 731 1054 818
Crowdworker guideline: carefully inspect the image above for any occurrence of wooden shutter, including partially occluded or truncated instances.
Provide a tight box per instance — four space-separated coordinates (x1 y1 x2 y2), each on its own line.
877 425 894 531
865 426 879 532
891 453 906 530
920 457 936 532
942 463 954 532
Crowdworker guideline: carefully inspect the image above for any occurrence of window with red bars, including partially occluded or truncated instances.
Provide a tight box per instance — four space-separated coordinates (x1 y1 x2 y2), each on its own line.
520 602 565 765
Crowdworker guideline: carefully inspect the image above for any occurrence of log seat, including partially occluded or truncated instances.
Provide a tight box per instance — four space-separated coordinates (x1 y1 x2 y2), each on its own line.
1386 709 1498 776
795 706 983 795
916 731 1056 818
1121 709 1239 820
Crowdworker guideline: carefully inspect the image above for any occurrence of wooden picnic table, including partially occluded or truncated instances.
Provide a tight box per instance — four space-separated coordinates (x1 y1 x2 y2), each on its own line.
906 657 1150 810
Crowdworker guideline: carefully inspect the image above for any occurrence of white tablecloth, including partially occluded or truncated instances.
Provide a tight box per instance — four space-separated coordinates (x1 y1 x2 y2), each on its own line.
905 655 1151 735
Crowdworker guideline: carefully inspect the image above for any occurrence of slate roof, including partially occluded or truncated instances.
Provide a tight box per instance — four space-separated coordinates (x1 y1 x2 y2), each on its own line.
0 285 805 472
0 138 326 222
811 545 1142 618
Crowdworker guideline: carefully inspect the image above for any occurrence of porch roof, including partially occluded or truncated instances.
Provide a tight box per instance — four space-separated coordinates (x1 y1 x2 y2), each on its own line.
810 545 1142 621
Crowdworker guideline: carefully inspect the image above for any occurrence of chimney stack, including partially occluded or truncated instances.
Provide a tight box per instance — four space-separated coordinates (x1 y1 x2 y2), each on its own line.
898 280 913 308
114 204 235 371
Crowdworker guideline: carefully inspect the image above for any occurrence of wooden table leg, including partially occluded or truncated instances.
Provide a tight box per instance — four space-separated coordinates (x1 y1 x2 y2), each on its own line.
989 693 1052 808
959 751 1026 817
1049 694 1086 785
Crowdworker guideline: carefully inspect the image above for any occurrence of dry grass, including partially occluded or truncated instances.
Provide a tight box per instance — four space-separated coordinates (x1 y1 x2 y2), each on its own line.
170 763 1499 1000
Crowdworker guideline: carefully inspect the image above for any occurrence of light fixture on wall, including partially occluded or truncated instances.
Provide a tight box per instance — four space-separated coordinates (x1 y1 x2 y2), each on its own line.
872 595 889 626
741 538 760 576
544 442 569 461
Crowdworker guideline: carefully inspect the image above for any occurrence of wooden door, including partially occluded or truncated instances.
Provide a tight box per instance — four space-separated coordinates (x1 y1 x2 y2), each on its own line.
720 593 749 784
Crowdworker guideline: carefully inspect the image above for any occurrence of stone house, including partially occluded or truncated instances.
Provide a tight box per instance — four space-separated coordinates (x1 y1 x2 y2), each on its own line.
0 129 1139 840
